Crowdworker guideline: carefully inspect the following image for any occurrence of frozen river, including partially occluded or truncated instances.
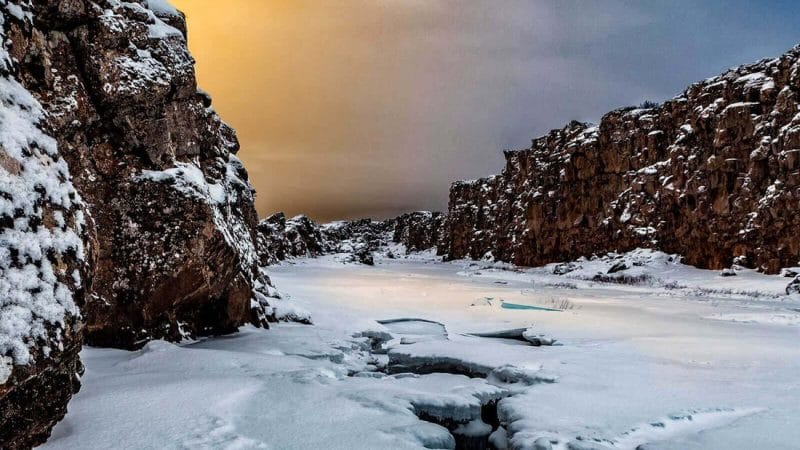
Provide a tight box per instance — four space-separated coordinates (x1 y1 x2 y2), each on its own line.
42 252 800 449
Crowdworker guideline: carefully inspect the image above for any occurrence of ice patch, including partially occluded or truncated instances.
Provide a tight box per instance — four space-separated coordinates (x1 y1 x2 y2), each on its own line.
378 318 448 340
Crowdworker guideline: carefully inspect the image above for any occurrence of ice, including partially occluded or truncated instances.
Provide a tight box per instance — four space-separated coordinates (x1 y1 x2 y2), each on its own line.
388 338 548 378
467 328 530 340
378 318 448 339
145 0 180 17
467 327 559 346
703 311 800 326
42 251 800 449
488 426 510 449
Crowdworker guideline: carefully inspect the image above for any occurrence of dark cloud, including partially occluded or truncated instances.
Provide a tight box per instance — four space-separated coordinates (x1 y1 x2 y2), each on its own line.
173 0 800 222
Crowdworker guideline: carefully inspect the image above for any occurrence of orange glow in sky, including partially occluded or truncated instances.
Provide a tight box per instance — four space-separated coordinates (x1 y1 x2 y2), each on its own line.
171 0 475 221
169 1 799 222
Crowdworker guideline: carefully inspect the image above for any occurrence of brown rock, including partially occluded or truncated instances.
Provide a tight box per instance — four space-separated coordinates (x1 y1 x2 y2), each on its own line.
10 0 272 349
393 212 444 253
443 46 800 273
0 4 91 446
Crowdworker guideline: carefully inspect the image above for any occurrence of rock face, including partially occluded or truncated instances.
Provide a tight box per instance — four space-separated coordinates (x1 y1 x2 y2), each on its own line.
393 211 444 254
256 212 444 265
11 0 271 349
444 45 800 273
788 276 800 297
256 213 328 266
322 219 394 261
3 0 274 443
0 3 91 447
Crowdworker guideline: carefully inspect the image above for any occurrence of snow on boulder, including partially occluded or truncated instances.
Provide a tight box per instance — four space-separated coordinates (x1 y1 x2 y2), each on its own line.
0 3 91 446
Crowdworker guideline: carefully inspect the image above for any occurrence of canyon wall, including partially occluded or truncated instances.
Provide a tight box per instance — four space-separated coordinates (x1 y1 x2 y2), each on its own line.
19 0 272 349
1 1 272 445
444 45 800 273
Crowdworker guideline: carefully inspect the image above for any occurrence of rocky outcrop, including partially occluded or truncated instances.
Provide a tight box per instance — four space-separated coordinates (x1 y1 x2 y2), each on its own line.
393 211 444 254
0 0 281 444
10 0 272 349
256 213 328 266
2 0 275 443
444 45 800 273
322 218 394 259
0 3 91 447
257 215 392 265
257 213 445 265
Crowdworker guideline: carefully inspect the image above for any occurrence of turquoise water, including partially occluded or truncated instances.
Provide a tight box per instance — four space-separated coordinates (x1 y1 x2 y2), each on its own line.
500 302 560 312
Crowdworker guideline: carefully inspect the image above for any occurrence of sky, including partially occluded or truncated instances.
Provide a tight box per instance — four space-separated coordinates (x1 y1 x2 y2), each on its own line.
170 0 800 222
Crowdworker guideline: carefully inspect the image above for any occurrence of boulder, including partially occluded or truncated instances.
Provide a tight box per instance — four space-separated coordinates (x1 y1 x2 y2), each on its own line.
787 276 800 297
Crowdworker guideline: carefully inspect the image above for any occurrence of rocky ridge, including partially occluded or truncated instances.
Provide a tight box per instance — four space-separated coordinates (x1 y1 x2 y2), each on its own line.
256 211 444 265
443 45 800 274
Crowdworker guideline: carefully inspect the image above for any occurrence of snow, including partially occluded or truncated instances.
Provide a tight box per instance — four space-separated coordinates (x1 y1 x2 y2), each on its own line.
41 251 800 449
0 7 85 382
145 0 180 17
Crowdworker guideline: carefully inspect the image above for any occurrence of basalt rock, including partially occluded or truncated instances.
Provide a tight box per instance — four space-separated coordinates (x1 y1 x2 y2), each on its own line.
256 215 392 264
322 218 395 253
393 211 445 254
443 45 800 274
788 276 800 297
11 0 273 349
2 0 273 443
256 212 446 264
256 213 329 266
0 3 91 447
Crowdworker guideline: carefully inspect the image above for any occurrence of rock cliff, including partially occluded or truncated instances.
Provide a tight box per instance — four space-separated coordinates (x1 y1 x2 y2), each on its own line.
1 1 271 445
17 0 271 349
393 211 445 254
443 45 800 273
257 213 328 266
0 3 89 447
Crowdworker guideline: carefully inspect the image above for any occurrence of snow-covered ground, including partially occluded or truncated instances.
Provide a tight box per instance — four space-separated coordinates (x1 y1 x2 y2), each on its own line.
41 250 800 449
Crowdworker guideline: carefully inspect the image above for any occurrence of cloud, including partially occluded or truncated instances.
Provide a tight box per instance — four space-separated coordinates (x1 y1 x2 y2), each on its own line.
172 0 800 222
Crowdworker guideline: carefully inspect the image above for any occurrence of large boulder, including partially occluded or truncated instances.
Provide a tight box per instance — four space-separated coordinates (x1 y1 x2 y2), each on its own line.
0 3 91 446
12 0 272 349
